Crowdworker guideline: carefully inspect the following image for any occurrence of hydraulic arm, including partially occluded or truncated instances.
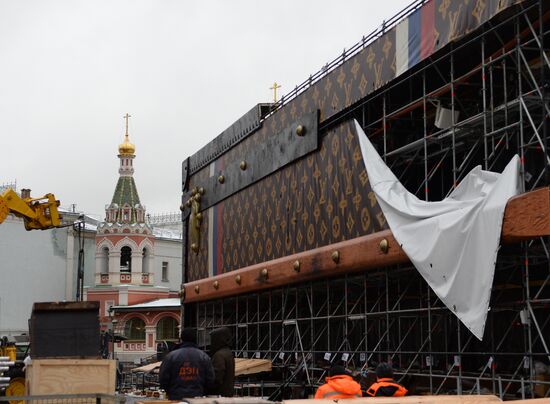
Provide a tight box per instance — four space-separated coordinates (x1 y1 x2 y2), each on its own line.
0 188 61 230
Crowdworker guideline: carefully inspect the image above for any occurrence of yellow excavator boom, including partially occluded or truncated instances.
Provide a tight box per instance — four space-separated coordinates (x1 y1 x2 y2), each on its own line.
0 188 61 230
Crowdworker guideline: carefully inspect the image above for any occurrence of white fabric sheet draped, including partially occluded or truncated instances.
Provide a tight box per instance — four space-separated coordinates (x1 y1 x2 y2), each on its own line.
355 120 520 340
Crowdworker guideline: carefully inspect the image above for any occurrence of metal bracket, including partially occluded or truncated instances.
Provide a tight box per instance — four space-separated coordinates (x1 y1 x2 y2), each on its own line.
187 111 318 212
182 187 205 254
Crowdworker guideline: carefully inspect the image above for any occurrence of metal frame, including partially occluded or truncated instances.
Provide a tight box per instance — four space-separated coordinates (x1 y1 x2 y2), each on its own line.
186 0 550 400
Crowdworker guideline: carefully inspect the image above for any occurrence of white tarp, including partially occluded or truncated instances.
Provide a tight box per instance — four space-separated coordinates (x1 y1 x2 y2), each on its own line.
355 120 520 340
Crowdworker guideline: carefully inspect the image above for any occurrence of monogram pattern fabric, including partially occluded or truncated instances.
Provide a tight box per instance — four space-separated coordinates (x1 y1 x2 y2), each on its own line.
185 0 522 282
187 120 387 281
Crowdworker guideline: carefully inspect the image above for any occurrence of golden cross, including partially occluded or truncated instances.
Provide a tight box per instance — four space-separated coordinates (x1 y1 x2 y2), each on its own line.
269 82 282 103
123 113 131 136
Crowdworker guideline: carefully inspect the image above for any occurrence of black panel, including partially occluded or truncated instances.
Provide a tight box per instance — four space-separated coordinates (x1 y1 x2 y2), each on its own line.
30 302 100 359
184 111 318 213
188 103 273 175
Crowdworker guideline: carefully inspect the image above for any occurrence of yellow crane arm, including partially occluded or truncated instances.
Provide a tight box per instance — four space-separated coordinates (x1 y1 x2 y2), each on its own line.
0 188 61 230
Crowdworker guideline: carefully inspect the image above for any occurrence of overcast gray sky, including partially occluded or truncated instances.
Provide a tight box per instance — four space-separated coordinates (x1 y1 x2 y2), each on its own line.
0 0 411 218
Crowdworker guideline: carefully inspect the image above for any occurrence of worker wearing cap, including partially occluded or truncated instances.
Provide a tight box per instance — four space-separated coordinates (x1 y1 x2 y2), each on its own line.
314 365 362 399
365 362 407 397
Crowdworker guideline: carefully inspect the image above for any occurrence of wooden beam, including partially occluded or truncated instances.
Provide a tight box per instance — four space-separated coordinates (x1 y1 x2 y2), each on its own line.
182 188 550 304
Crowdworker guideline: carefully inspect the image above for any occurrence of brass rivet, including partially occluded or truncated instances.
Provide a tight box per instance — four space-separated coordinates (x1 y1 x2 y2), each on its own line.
240 161 247 170
261 268 269 279
235 275 241 285
191 243 199 252
179 204 185 211
218 175 225 184
293 260 301 272
199 187 205 195
379 238 389 254
194 285 200 294
213 280 219 290
196 212 203 221
194 193 201 202
331 250 340 264
179 287 186 299
295 124 306 136
186 199 192 207
192 187 199 195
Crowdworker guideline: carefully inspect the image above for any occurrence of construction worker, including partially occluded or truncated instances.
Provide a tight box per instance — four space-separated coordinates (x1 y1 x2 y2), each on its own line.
314 365 362 399
159 328 215 400
208 327 235 397
365 362 407 397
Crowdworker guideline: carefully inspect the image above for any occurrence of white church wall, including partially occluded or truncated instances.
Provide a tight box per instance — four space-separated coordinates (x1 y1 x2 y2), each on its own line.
153 238 182 291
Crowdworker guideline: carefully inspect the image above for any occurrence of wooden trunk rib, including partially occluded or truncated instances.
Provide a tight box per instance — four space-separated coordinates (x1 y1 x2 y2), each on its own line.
182 188 550 303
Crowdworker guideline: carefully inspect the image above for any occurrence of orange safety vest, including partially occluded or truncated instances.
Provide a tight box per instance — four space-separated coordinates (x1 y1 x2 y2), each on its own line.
315 375 363 399
366 378 408 397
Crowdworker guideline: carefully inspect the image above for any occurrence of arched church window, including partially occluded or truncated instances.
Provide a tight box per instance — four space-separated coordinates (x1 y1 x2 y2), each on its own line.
142 248 150 274
101 247 109 274
156 317 178 341
124 317 145 341
120 246 132 272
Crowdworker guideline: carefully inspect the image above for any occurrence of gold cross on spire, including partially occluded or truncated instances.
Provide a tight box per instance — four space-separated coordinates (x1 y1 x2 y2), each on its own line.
270 82 282 103
123 113 131 137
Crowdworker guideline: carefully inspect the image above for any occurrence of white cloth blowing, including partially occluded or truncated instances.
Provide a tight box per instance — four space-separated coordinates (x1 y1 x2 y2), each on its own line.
355 120 520 340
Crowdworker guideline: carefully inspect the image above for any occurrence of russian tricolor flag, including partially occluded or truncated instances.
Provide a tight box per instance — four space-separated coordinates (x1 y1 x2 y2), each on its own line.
396 0 436 76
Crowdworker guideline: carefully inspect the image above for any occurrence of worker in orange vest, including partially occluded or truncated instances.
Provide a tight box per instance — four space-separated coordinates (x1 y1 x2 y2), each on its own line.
365 362 407 397
315 365 362 399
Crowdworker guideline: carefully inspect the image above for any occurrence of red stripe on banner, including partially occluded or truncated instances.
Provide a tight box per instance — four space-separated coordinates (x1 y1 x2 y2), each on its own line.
216 202 224 275
420 0 435 59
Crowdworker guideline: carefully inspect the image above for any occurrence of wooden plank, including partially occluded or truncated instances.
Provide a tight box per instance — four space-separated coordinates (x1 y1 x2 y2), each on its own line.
26 358 116 395
131 358 271 377
286 396 502 404
502 188 550 243
187 398 272 404
235 358 272 376
183 188 550 303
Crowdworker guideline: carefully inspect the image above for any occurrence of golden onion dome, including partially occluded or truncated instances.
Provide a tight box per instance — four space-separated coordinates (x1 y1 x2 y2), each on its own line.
118 133 135 155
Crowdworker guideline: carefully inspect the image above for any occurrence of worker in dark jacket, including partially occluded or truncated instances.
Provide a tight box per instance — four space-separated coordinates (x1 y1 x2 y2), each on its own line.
159 328 215 400
315 365 362 399
365 362 407 397
208 327 235 397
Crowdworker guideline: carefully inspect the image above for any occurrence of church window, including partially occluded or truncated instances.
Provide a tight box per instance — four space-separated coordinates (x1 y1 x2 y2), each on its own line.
101 247 109 274
124 317 145 341
120 246 132 272
142 248 150 273
156 317 178 341
162 262 169 282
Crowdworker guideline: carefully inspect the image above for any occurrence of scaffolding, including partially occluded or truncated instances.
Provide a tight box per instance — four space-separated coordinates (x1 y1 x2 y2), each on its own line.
185 0 550 400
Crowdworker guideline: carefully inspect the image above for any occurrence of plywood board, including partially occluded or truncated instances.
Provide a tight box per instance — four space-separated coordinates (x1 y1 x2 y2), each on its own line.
26 358 116 395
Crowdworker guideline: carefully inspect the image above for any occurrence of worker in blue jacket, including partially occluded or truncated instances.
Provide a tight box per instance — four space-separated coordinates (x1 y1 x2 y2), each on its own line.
159 328 215 400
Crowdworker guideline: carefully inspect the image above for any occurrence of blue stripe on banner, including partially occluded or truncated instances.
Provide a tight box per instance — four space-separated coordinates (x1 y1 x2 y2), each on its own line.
408 9 421 68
